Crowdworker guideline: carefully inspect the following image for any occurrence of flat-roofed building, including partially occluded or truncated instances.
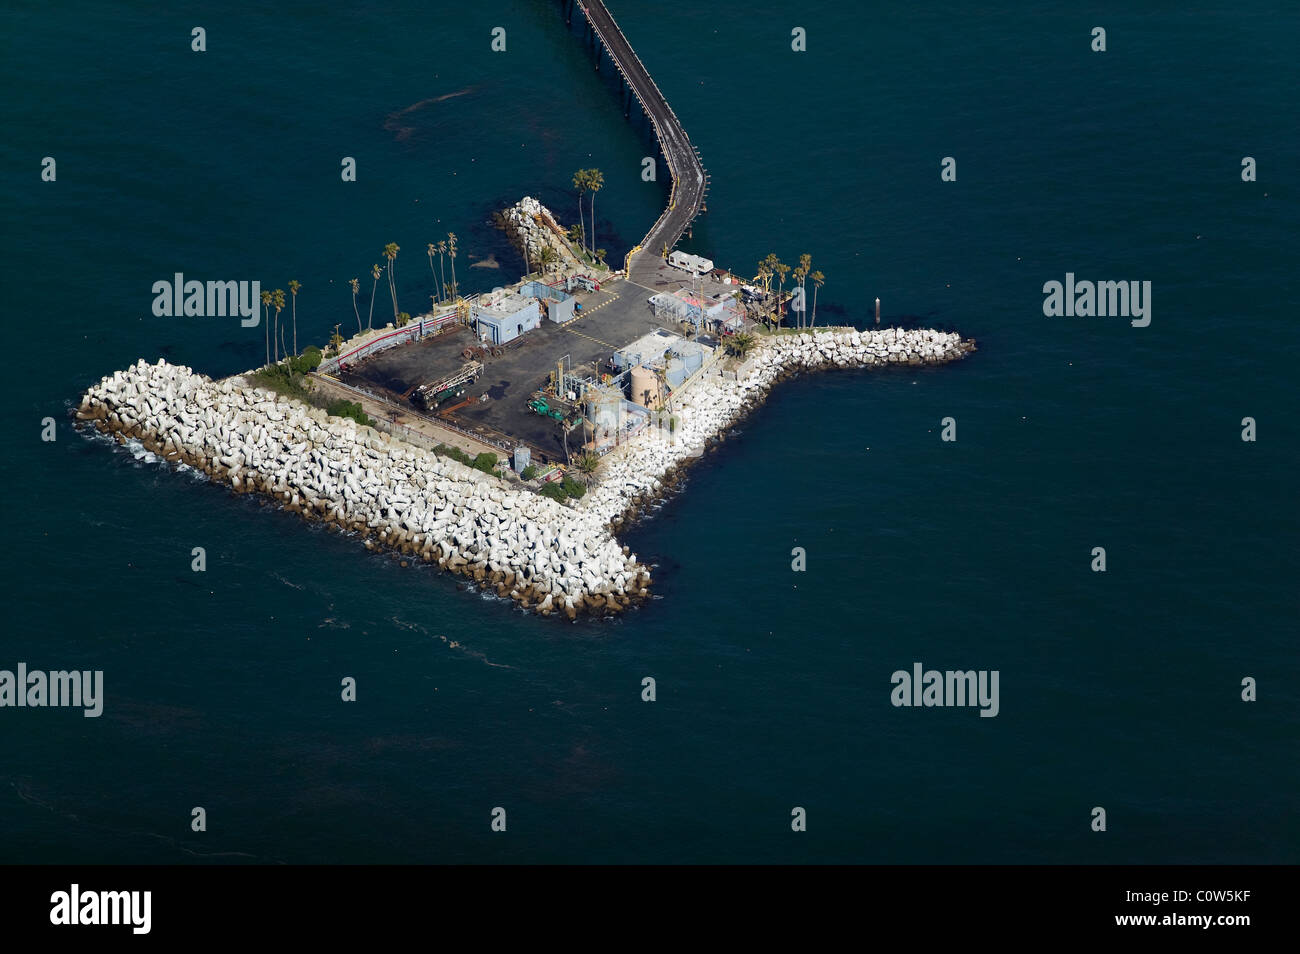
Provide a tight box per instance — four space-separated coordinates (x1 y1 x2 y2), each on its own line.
472 292 541 345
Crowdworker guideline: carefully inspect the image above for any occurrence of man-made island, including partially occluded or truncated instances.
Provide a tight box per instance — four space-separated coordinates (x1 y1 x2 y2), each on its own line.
76 0 975 618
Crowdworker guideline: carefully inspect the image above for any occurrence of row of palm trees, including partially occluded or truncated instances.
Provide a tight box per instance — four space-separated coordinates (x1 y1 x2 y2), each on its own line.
257 233 465 368
344 233 461 338
755 252 825 329
571 168 604 261
260 283 303 365
425 236 459 306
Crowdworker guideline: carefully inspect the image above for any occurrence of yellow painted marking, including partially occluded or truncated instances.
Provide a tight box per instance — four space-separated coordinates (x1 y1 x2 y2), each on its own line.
564 327 620 349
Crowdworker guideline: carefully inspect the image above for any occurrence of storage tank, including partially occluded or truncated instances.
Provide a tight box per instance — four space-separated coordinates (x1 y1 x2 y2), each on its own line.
665 357 688 389
681 347 703 376
586 388 622 441
628 365 663 409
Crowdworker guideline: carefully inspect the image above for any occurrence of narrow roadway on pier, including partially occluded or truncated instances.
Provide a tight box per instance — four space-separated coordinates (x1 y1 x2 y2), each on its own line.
578 0 707 287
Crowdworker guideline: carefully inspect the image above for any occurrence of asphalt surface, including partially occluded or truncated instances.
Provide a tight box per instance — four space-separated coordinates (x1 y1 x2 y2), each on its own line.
339 278 673 463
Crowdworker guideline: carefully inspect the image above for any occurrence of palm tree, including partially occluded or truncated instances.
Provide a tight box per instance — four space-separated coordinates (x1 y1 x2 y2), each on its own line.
567 224 583 251
586 168 604 257
447 232 458 301
367 264 381 330
791 265 805 329
761 253 779 293
426 244 441 303
797 254 811 329
754 262 773 328
272 288 286 361
261 289 272 364
810 270 824 328
595 248 607 268
774 261 790 329
437 240 448 303
757 252 780 327
538 246 558 275
571 169 590 255
288 279 301 354
575 451 600 486
349 278 362 335
725 331 757 358
383 243 400 322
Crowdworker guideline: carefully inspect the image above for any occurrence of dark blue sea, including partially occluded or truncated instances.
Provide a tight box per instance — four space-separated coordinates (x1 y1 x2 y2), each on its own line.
1 0 1296 863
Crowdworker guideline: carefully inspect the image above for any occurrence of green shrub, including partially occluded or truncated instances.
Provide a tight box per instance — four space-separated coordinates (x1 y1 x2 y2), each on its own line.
250 362 310 401
520 464 538 481
433 443 474 466
290 346 322 374
472 452 498 473
539 481 567 502
325 399 374 428
560 477 586 499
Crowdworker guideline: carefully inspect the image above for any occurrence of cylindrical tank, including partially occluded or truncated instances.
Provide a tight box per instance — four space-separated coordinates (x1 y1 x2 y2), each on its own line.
587 389 621 439
629 365 662 409
681 344 703 376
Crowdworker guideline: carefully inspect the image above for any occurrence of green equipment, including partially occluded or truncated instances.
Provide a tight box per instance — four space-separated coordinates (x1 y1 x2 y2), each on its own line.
528 398 566 421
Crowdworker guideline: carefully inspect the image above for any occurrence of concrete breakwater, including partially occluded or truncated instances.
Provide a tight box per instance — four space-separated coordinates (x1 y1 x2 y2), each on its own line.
76 360 649 619
76 328 971 619
580 328 976 529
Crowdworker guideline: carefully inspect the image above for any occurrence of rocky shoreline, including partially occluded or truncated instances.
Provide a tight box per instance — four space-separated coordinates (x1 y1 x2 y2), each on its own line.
76 327 972 619
76 362 649 619
498 196 582 274
583 328 976 531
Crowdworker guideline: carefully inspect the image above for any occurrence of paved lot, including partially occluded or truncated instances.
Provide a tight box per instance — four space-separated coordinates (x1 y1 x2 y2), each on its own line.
337 277 675 463
340 325 477 399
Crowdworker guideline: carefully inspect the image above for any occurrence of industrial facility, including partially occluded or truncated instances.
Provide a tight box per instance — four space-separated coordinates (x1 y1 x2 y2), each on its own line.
649 288 743 334
335 253 751 470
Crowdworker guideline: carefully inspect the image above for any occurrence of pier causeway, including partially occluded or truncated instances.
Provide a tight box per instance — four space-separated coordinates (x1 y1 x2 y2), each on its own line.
572 0 708 285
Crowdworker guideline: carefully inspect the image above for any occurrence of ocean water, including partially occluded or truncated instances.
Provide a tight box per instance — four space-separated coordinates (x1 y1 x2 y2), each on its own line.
1 0 1296 863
